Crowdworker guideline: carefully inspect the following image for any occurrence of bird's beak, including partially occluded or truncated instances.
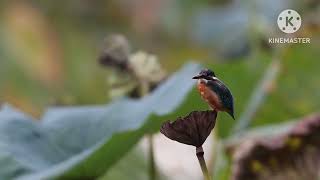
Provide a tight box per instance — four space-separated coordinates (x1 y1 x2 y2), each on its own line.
192 74 202 79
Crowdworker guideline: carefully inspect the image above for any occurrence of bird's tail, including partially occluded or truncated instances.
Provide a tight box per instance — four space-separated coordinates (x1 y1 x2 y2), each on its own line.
227 110 235 120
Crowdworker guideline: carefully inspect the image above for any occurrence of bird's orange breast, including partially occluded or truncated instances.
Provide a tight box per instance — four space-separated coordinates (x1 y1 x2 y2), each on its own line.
197 82 223 111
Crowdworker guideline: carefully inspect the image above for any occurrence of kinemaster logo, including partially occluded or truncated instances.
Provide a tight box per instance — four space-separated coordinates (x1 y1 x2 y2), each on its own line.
269 9 311 44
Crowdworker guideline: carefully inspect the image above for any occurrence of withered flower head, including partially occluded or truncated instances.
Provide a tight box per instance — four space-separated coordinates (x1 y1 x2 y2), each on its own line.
129 51 166 84
99 35 167 99
231 113 320 180
98 34 131 71
160 110 217 147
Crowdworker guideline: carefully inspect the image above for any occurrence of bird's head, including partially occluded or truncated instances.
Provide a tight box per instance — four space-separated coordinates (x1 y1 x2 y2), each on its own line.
192 69 216 81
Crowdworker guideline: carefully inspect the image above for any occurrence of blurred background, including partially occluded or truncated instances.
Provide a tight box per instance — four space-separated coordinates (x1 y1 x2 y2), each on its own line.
0 0 319 180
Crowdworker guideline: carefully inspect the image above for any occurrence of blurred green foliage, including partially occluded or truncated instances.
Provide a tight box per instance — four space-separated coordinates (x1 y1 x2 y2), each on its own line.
0 64 201 179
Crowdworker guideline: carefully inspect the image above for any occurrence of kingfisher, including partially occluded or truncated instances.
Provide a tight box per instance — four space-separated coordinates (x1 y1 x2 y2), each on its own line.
192 69 235 120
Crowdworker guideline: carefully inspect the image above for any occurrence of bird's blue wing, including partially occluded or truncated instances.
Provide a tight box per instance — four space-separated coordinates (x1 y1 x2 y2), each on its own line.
207 80 234 118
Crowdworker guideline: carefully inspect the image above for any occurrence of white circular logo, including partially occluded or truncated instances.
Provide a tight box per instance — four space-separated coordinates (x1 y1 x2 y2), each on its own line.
277 9 301 34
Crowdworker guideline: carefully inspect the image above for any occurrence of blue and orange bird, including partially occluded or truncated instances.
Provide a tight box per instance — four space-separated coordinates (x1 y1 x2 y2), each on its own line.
192 69 235 120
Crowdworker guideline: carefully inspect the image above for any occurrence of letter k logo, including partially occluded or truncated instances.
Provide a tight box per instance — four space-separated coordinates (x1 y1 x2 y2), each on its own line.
277 9 302 34
286 16 294 26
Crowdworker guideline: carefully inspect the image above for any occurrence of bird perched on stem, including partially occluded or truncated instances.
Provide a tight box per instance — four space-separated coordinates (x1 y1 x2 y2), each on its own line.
193 69 235 120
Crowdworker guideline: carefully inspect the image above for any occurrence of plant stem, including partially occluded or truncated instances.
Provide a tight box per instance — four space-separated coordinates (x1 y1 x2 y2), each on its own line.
233 58 281 134
138 80 157 180
148 134 156 180
196 146 211 180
